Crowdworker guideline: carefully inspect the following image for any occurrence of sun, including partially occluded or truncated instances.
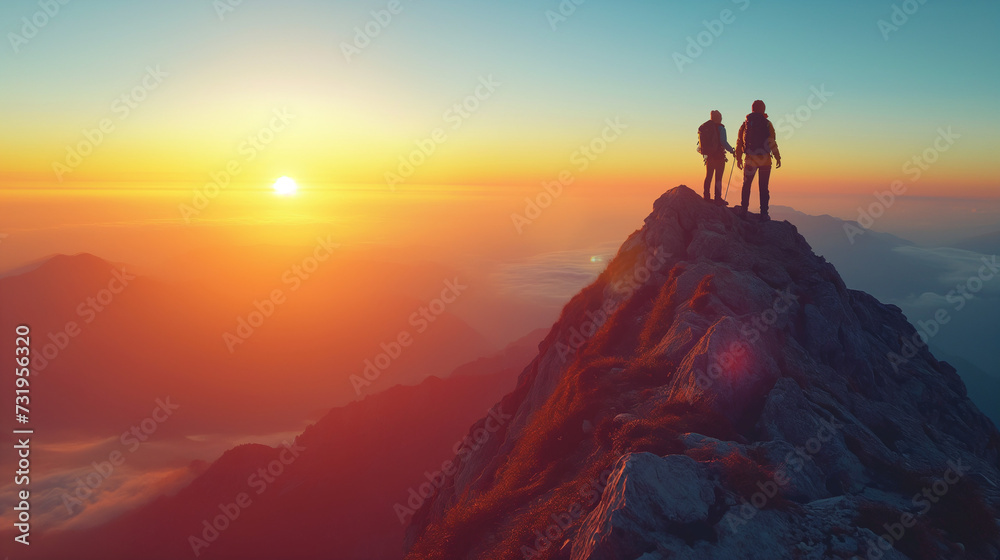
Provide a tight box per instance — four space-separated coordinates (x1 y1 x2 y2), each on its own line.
272 176 298 196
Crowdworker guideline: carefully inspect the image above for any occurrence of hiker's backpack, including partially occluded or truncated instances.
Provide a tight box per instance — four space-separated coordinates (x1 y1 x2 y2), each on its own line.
697 121 722 157
744 113 770 155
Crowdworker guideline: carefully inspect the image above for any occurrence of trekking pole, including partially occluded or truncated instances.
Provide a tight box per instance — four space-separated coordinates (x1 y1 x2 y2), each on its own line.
724 156 735 201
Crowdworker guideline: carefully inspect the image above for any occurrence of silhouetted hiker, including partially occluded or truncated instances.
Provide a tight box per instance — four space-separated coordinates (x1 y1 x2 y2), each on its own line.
735 100 781 220
698 110 735 205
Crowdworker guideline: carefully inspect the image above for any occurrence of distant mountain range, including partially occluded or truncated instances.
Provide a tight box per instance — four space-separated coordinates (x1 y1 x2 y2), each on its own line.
9 329 546 560
0 251 494 439
951 229 1000 255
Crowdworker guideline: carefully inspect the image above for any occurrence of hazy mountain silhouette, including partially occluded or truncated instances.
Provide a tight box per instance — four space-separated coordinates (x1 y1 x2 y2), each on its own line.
0 252 493 439
14 328 545 559
405 186 999 560
952 229 1000 256
767 206 937 299
0 250 498 547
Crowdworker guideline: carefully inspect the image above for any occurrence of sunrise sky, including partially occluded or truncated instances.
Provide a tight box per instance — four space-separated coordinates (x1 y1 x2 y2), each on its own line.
2 0 998 196
2 2 999 543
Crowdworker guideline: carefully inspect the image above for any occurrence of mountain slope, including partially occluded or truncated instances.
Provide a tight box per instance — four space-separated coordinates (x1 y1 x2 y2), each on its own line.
405 186 1000 560
931 348 1000 427
768 206 1000 424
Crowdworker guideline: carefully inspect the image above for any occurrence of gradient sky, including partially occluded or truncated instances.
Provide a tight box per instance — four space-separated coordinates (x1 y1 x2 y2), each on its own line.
5 0 1000 542
1 0 998 196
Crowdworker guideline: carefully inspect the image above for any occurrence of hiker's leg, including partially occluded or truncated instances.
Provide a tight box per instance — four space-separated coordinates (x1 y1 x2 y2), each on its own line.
712 160 724 199
741 166 757 210
759 165 772 215
703 162 713 200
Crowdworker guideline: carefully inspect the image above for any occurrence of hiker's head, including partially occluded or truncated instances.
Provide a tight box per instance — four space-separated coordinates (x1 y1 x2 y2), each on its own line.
710 110 722 124
751 100 766 114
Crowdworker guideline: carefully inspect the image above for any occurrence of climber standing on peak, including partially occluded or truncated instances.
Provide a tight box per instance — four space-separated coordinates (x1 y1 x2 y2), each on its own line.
698 110 735 206
734 100 781 221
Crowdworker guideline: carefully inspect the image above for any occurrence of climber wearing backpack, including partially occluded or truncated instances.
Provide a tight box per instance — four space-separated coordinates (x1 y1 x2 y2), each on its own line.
734 100 782 221
698 110 735 205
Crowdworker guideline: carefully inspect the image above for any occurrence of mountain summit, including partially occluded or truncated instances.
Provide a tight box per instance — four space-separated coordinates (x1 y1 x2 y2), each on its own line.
405 186 1000 560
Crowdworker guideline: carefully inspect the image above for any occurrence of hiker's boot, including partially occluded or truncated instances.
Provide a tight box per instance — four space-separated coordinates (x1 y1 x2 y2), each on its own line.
759 212 770 222
713 198 728 206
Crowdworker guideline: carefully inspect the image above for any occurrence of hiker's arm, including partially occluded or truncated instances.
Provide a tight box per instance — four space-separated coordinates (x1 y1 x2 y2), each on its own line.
768 122 781 167
720 126 735 154
734 123 746 160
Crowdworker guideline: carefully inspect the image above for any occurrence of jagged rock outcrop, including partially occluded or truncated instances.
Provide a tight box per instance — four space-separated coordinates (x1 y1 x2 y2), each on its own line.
405 186 1000 560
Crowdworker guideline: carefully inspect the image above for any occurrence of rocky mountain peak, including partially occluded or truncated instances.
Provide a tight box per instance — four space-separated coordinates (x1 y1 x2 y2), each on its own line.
405 185 1000 560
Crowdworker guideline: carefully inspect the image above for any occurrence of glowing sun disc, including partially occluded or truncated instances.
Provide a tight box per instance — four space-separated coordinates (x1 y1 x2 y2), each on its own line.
272 176 298 196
